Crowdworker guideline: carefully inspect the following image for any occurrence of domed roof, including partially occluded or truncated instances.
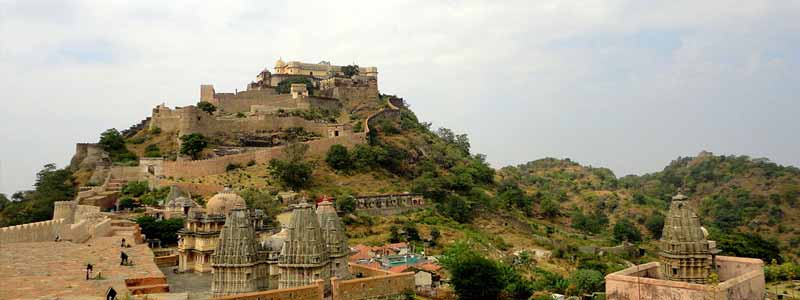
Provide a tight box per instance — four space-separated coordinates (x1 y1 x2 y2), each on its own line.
275 58 286 68
206 188 246 215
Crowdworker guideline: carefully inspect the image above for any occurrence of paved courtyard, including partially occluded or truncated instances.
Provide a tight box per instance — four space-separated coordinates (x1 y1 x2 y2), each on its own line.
160 266 213 300
0 236 165 300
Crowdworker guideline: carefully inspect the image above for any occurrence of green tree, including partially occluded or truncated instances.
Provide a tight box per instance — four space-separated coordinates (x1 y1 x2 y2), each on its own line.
118 196 138 210
99 129 137 163
335 194 357 214
440 243 504 300
197 101 216 114
569 269 604 295
180 133 208 160
341 64 360 77
239 189 280 227
135 216 184 245
389 225 403 243
122 181 148 197
325 144 352 172
429 228 441 246
268 143 313 191
645 212 665 239
612 219 642 242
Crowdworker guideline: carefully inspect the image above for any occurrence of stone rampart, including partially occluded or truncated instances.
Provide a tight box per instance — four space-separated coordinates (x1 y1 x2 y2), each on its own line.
91 218 114 238
355 194 425 215
0 219 65 244
332 271 415 300
212 280 325 300
64 219 91 243
163 134 365 179
156 181 225 197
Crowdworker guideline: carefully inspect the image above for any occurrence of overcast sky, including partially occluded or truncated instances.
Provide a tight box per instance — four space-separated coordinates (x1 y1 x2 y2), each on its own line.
1 1 799 195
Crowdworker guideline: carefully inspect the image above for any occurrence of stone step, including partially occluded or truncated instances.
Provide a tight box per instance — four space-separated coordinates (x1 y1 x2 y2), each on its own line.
128 284 170 295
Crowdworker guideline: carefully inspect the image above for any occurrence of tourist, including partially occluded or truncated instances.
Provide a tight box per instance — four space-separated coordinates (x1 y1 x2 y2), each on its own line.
120 238 126 247
120 251 128 266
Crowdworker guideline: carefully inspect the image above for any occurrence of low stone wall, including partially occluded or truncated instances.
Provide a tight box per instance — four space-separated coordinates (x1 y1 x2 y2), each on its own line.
163 135 365 179
355 194 425 215
64 219 91 243
605 257 765 300
154 254 179 267
212 280 325 300
92 218 114 238
0 219 65 244
349 264 393 278
332 271 415 300
156 181 225 197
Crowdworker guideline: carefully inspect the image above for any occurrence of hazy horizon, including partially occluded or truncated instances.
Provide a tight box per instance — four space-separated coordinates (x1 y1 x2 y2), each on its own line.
1 0 799 195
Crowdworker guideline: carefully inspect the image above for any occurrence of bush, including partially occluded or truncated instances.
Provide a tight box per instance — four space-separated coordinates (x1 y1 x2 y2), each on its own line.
197 101 216 114
571 210 609 234
569 269 604 295
541 198 560 218
335 195 357 214
148 127 162 135
236 112 246 118
118 196 138 210
612 219 642 242
144 144 161 157
122 181 148 197
440 244 505 300
180 133 208 160
325 144 352 172
135 216 184 245
226 163 242 172
645 212 665 239
268 144 313 191
99 128 138 163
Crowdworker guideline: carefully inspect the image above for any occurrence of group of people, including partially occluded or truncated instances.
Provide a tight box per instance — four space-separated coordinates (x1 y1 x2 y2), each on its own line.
85 238 134 281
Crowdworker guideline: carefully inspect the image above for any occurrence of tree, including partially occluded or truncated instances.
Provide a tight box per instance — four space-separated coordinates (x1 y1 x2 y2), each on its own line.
335 195 357 214
645 212 665 239
268 143 313 191
325 144 352 172
197 101 216 114
118 196 138 210
403 222 421 241
569 269 604 295
144 144 161 157
429 228 441 246
240 189 280 227
389 225 402 243
341 64 360 77
135 216 184 245
99 128 137 163
441 244 504 300
180 133 208 160
612 219 642 243
122 181 149 197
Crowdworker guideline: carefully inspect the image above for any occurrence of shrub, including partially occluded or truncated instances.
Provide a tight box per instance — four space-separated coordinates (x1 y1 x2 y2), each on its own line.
197 101 216 114
117 196 138 210
325 144 352 172
335 195 357 214
122 181 148 197
541 198 560 218
569 269 604 295
144 144 161 157
226 163 242 172
128 136 146 144
148 127 162 135
645 212 665 239
180 133 208 160
341 64 359 77
612 219 642 243
246 160 256 167
236 112 246 118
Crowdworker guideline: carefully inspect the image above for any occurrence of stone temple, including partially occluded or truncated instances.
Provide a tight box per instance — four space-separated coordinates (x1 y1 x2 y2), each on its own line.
211 199 353 297
605 194 765 300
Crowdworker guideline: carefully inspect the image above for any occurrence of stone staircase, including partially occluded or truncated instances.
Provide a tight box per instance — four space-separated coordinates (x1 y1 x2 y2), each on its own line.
76 178 127 210
125 277 170 295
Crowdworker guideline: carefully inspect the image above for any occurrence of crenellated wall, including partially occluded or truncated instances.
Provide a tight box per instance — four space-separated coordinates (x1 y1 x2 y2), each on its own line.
0 219 65 244
163 135 365 179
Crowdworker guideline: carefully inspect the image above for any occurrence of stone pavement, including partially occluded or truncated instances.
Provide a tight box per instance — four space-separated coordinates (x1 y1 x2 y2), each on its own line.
0 236 166 300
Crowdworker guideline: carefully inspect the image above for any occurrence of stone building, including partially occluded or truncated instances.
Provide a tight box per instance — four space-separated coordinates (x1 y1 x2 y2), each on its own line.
658 194 720 284
210 200 351 297
605 194 765 300
211 209 271 297
178 188 273 273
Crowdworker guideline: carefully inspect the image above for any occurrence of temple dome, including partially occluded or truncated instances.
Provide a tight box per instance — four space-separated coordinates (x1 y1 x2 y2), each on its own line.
275 58 286 68
206 188 246 215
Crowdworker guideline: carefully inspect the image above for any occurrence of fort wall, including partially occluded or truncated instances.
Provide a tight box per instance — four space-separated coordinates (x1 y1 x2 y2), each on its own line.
0 219 65 244
355 194 425 215
332 271 415 300
213 280 325 300
64 219 91 243
163 134 365 179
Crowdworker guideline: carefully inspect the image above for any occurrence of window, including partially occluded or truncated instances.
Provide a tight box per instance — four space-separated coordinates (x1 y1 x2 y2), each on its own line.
672 268 678 276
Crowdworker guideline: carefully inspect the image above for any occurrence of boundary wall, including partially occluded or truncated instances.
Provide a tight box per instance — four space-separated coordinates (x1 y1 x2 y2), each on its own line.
163 134 365 179
213 280 325 300
0 219 65 244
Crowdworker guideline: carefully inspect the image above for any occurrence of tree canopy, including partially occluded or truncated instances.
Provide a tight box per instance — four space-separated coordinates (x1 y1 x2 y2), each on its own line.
180 133 208 160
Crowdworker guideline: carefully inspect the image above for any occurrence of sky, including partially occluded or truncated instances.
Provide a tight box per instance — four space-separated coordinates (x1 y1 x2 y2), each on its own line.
1 0 799 195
